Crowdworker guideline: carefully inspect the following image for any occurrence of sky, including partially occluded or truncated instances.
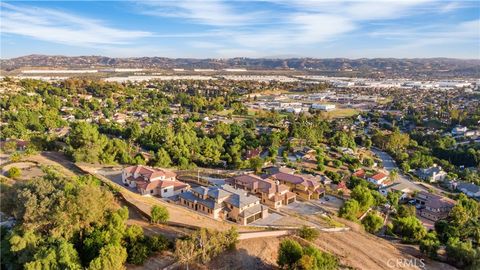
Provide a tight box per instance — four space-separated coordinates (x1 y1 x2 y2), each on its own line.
1 0 479 59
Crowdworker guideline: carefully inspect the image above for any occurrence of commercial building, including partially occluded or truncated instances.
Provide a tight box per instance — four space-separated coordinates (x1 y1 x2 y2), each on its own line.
311 103 336 111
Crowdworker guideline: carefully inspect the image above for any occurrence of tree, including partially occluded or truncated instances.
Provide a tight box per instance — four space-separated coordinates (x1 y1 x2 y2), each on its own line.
316 163 325 172
351 185 374 211
332 160 343 168
297 226 319 241
127 242 149 265
88 245 127 270
397 205 416 218
298 255 315 270
446 238 478 268
0 170 137 269
401 162 410 173
277 239 303 269
364 138 372 149
339 199 360 221
363 158 374 167
6 167 21 179
3 141 18 152
153 148 172 168
387 191 401 209
362 212 384 233
146 235 169 252
392 216 427 243
249 157 264 174
389 169 399 182
419 232 440 259
66 122 107 163
372 190 387 206
302 245 338 270
150 205 169 224
174 227 238 267
175 239 196 270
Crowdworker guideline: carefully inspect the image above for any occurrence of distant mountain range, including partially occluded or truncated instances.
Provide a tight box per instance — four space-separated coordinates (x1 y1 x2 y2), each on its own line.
2 54 479 78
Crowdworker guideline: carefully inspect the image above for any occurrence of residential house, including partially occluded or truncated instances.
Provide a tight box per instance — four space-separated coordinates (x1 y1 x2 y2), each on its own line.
122 165 189 197
368 172 389 187
268 172 324 200
292 146 316 160
330 181 349 194
178 184 268 225
416 165 447 183
456 182 480 199
228 174 296 209
380 182 419 200
352 169 366 179
415 191 455 221
451 126 467 136
245 148 262 160
320 175 333 186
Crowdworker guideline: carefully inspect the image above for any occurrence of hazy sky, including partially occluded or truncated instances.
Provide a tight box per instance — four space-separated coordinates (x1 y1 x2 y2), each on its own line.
1 0 479 59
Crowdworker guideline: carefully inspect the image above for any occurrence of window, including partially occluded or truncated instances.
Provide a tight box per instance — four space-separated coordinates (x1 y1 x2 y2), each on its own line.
150 190 153 194
164 189 168 193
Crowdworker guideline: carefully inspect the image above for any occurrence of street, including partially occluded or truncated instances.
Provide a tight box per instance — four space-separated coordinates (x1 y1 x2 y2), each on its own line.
371 148 426 193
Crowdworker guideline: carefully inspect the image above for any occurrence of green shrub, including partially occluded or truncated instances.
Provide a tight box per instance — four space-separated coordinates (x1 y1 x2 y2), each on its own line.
298 226 319 241
150 205 169 224
362 212 384 233
6 167 21 179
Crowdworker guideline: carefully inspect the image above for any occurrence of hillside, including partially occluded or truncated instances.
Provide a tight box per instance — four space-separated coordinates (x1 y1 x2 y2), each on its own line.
2 55 479 78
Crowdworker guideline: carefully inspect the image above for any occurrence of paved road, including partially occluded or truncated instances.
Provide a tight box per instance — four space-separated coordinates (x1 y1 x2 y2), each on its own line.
238 230 291 240
371 148 397 171
371 148 425 193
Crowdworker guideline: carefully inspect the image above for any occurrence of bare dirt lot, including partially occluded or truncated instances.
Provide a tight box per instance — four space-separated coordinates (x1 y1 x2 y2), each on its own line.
206 237 279 270
207 230 457 270
313 230 457 270
1 161 45 180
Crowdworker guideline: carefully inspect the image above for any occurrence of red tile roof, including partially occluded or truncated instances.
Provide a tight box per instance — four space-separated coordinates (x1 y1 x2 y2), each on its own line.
370 172 388 182
353 169 366 178
124 165 176 180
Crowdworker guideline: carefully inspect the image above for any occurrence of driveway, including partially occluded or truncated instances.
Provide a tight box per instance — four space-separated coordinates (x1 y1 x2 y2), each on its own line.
313 195 344 211
282 201 325 215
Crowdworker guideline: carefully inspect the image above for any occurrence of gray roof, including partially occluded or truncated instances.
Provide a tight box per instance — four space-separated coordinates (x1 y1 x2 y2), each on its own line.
192 186 209 196
179 191 221 210
416 166 444 178
457 182 480 194
240 203 265 218
207 187 230 199
221 184 259 208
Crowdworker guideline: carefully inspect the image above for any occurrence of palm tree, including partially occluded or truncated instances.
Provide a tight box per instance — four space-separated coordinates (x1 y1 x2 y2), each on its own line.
390 169 399 182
